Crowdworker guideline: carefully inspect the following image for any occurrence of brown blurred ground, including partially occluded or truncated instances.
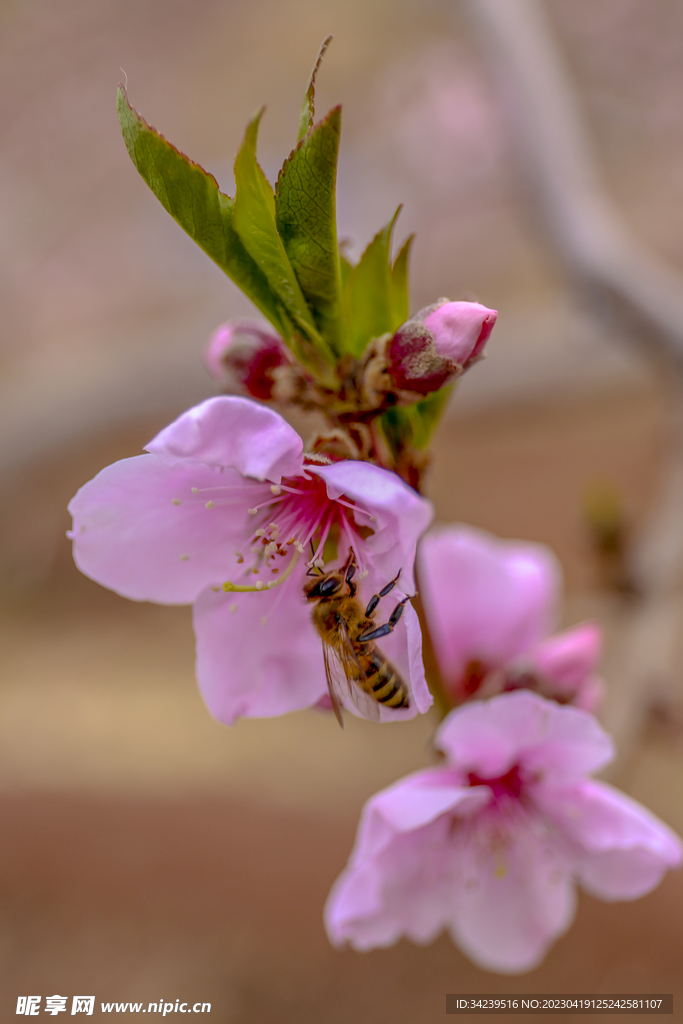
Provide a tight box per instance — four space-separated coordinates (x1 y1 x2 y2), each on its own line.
2 0 683 1019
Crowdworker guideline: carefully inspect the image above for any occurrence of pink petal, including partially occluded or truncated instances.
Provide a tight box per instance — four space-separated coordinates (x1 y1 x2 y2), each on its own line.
326 787 484 951
351 770 488 863
69 456 249 603
537 780 683 899
146 396 303 482
418 525 560 689
193 569 328 723
530 622 601 691
449 810 576 973
314 460 433 596
423 300 497 366
436 692 614 781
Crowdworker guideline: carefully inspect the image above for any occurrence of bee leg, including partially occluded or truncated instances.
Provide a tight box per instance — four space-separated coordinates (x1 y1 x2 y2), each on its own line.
357 596 409 642
345 560 357 598
364 568 402 617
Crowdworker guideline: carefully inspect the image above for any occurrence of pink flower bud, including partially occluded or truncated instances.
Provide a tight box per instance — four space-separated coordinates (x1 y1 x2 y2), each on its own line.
386 300 497 396
423 300 497 367
204 320 290 400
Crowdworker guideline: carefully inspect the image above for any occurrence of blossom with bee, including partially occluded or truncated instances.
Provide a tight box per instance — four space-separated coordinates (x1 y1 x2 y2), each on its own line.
68 396 433 724
418 524 604 710
325 691 682 973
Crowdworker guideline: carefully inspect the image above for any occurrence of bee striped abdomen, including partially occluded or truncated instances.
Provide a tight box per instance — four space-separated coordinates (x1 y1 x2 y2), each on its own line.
363 650 410 709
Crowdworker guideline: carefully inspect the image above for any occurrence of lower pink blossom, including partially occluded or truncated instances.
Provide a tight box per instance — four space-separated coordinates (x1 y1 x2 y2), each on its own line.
418 524 603 710
68 396 433 724
325 691 682 973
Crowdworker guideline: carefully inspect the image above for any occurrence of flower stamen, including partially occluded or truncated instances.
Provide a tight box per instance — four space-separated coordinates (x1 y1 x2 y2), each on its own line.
222 549 301 593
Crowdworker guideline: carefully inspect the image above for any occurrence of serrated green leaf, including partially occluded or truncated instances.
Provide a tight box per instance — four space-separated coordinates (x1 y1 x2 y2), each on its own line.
116 86 287 336
391 234 414 326
276 106 344 354
232 111 333 367
344 207 403 358
298 35 333 142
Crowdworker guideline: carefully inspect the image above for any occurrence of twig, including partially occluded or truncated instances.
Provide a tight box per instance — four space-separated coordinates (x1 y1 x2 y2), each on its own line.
465 0 683 774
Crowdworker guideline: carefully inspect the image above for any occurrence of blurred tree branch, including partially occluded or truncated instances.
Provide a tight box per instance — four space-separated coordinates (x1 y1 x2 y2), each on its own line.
466 0 683 776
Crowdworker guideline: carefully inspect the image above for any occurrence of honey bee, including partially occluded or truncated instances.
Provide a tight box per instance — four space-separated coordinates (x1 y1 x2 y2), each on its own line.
304 547 411 725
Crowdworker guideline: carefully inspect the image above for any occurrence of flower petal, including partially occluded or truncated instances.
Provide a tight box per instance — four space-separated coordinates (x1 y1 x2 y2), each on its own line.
326 779 486 951
537 780 683 900
423 300 497 366
351 769 488 863
69 456 250 603
530 622 601 689
313 460 433 595
418 525 560 690
193 568 328 723
146 396 303 482
449 810 576 974
436 692 614 781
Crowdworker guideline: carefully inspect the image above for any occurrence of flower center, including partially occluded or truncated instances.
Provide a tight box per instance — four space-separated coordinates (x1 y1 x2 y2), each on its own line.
467 764 525 802
218 472 374 593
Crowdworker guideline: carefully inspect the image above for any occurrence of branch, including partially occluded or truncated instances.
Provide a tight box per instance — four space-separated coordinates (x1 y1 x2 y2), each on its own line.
465 0 683 775
466 0 683 372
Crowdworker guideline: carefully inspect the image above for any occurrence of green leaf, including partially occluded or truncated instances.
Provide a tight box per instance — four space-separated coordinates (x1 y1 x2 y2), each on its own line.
116 86 287 335
298 35 333 142
380 382 454 458
276 106 344 353
344 207 403 358
391 233 414 326
339 252 353 288
232 110 333 367
411 383 454 448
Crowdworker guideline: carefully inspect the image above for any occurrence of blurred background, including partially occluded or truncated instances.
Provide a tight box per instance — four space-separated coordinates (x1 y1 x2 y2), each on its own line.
1 0 683 1018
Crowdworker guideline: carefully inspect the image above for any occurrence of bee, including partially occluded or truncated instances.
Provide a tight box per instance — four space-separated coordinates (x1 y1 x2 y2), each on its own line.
304 547 411 726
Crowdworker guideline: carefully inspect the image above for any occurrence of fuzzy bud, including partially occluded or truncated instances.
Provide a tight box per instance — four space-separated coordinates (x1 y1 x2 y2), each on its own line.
386 299 497 395
204 319 290 400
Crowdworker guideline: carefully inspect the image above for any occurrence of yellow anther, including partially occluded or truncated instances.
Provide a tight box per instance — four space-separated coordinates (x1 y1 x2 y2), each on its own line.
171 499 181 506
205 501 215 509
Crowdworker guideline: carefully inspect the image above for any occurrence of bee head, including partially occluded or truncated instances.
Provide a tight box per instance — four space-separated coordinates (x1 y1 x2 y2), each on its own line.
304 571 344 599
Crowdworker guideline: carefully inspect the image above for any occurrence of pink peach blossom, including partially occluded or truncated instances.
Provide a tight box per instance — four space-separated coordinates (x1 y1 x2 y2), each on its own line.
418 524 603 710
325 691 682 973
69 397 433 723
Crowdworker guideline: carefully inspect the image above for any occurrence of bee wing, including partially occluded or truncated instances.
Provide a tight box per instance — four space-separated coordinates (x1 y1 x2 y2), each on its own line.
334 619 381 723
322 641 346 728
